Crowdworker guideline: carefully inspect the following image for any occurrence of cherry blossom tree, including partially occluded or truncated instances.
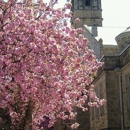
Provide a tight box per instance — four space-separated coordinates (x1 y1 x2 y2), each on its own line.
0 0 106 130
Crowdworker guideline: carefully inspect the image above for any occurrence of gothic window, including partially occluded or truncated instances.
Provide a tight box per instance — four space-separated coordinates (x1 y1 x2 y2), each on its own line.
85 0 90 6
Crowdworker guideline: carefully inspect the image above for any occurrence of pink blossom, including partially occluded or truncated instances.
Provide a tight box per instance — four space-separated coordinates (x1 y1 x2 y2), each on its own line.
74 18 80 23
0 117 3 123
82 108 88 111
99 99 107 105
71 122 79 129
65 2 72 9
82 95 88 100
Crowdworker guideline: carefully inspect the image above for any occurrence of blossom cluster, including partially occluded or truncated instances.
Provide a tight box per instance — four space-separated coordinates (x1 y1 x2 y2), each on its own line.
0 0 105 129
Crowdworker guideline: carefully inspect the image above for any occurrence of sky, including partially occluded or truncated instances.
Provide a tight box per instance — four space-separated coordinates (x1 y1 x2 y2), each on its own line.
98 0 130 45
56 0 130 45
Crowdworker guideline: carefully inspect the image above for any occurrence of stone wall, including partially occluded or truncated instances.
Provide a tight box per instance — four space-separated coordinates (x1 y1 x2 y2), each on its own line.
71 9 102 28
120 44 130 68
71 0 102 28
54 106 90 130
121 62 130 129
91 72 108 130
106 71 121 129
94 45 130 130
102 45 119 56
76 107 90 130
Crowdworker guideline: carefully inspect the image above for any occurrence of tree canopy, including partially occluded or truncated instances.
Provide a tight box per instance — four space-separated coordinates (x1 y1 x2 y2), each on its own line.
0 0 106 130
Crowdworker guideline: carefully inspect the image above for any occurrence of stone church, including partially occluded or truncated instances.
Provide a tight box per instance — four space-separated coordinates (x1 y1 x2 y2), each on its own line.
54 0 130 130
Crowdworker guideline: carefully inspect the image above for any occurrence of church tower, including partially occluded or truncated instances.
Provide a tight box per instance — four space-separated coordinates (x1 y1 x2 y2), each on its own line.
71 0 103 29
70 0 103 60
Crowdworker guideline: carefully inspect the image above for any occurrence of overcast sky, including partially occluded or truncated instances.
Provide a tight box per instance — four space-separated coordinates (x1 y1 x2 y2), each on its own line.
98 0 130 44
56 0 130 45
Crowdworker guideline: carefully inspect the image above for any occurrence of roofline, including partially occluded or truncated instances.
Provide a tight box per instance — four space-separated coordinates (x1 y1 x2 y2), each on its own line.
99 44 130 62
115 31 130 42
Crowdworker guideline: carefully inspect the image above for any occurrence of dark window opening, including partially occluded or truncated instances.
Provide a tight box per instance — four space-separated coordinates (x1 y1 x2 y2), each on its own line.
85 0 90 6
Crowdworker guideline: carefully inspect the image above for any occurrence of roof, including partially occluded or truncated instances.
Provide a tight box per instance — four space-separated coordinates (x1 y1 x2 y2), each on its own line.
123 26 130 33
115 26 130 42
